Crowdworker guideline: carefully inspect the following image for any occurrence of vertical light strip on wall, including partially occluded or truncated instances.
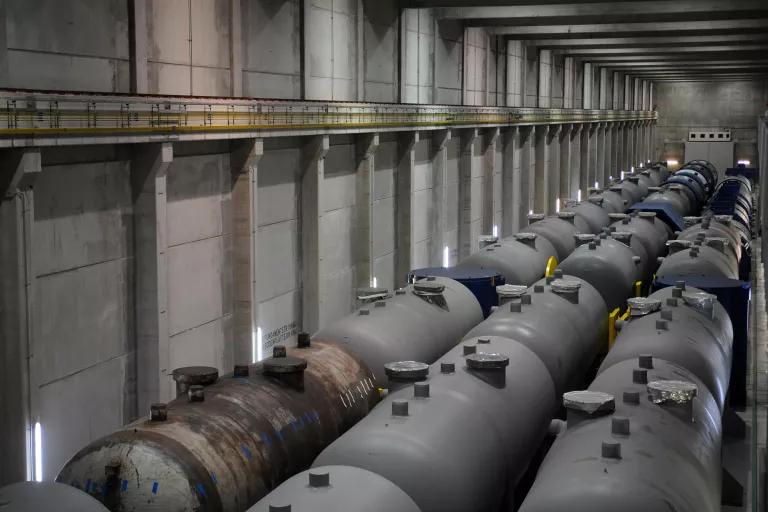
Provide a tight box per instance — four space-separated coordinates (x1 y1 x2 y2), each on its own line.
620 171 625 180
33 421 42 482
256 328 263 362
577 189 582 202
492 225 498 238
443 246 450 268
555 198 560 213
594 181 599 189
371 277 378 288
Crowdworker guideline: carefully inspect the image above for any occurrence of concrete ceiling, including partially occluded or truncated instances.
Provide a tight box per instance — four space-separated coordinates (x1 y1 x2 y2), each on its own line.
404 0 768 81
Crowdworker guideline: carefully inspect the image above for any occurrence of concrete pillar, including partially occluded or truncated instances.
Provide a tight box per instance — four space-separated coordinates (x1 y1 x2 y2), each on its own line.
430 130 452 263
506 40 524 107
580 123 592 193
502 127 520 235
0 149 41 485
229 0 244 97
354 133 380 288
569 124 582 199
621 121 632 171
624 75 632 110
396 132 418 283
534 125 549 214
634 78 641 110
231 139 264 367
610 122 620 178
129 0 149 93
546 125 561 213
602 122 612 186
132 142 173 406
612 71 622 110
538 49 552 108
598 68 608 109
459 129 480 258
582 62 593 109
519 126 535 221
301 135 330 333
588 123 598 188
563 57 574 108
596 123 606 188
483 128 502 236
559 124 573 201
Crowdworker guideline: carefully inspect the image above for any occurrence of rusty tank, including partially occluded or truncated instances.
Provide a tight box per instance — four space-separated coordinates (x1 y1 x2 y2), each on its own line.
56 340 378 512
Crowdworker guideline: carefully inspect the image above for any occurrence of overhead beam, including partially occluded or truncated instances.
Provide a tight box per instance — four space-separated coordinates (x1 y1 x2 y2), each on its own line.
562 45 768 55
579 54 768 63
488 19 768 37
437 1 768 26
526 34 768 49
598 61 768 68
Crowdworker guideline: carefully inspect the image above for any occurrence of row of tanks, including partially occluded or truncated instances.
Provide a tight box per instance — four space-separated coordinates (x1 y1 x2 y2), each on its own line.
247 162 741 512
41 162 672 512
5 160 741 512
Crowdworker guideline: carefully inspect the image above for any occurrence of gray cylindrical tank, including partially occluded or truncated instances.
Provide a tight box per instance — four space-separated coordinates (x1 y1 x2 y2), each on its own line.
464 276 607 394
635 169 656 191
314 335 556 512
599 288 733 410
625 175 648 198
615 179 643 204
679 217 742 262
590 189 625 214
609 231 650 280
557 235 639 311
58 341 379 512
609 213 669 263
608 185 637 207
316 277 483 383
247 466 421 512
519 358 722 512
656 243 738 280
0 482 110 512
526 214 580 261
665 184 695 215
456 233 557 285
564 199 611 234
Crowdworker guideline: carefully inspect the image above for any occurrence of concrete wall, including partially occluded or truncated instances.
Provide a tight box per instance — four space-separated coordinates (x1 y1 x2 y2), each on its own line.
32 146 135 480
2 0 130 91
241 0 302 99
654 80 768 165
372 134 398 289
165 143 233 397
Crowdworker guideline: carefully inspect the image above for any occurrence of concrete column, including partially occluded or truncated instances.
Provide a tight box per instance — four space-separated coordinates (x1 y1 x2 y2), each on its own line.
301 135 330 333
231 139 263 366
459 129 480 258
598 68 608 109
634 78 642 110
563 57 574 108
430 130 452 263
519 126 535 222
396 131 418 283
506 40 524 107
538 50 552 108
483 128 502 236
534 125 550 214
547 125 561 212
129 0 149 94
355 133 380 288
582 62 593 109
602 122 612 187
132 142 173 407
0 149 41 485
502 127 520 235
596 123 606 188
356 0 365 101
569 124 582 199
610 122 620 178
559 124 573 201
580 123 592 193
612 71 621 110
588 123 598 188
229 0 244 97
621 121 631 171
624 75 631 110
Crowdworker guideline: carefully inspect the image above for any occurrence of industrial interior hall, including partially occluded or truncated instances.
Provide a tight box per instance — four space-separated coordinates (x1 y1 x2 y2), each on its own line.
0 0 766 511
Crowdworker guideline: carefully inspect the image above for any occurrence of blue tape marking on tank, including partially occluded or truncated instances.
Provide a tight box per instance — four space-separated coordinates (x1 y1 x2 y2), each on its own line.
241 444 253 460
151 481 159 494
259 431 271 447
85 479 92 493
210 472 217 483
196 483 206 498
121 480 128 491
